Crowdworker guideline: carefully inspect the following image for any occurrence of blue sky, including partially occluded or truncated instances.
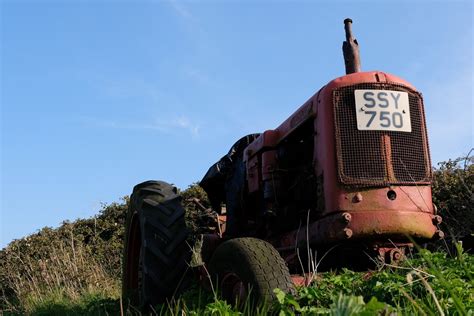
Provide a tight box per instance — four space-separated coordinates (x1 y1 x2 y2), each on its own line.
1 0 472 248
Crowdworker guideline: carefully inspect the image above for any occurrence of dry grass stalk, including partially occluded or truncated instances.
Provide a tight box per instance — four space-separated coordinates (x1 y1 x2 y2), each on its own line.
1 231 120 313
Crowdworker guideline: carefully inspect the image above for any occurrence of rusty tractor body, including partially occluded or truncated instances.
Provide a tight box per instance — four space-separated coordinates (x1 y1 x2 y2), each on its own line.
122 19 443 308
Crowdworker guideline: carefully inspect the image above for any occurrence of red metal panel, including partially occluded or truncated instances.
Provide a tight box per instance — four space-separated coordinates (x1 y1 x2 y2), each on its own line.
276 210 439 249
244 130 280 193
244 130 280 159
346 211 438 240
336 186 434 214
275 98 317 139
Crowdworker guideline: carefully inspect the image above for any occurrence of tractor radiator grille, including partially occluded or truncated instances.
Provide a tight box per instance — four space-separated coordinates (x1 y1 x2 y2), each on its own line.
333 83 432 186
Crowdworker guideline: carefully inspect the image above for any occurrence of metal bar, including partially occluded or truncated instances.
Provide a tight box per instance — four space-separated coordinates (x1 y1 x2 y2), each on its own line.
342 18 361 74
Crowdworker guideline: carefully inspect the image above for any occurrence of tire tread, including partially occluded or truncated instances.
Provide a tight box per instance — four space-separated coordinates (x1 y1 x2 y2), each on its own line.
122 180 190 309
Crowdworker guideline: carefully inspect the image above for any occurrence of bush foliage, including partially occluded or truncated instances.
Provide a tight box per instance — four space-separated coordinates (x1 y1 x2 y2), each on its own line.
0 199 128 313
432 151 474 241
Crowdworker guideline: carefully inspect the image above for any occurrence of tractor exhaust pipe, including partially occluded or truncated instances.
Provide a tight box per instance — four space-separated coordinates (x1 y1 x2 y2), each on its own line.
342 18 361 74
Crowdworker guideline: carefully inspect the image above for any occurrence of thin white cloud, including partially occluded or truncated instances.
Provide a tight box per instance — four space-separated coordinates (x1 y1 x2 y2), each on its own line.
174 116 200 136
81 115 201 139
183 66 211 85
165 0 208 38
167 0 193 20
148 116 201 138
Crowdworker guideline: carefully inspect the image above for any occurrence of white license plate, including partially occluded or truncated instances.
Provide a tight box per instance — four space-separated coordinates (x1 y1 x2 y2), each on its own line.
354 89 411 132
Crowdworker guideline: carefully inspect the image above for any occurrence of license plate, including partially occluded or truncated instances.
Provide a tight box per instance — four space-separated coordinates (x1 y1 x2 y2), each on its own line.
354 89 411 132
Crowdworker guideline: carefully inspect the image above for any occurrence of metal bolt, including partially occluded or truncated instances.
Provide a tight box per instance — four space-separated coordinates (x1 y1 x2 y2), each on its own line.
432 215 442 225
434 230 445 240
353 193 363 203
389 249 404 263
341 212 352 223
343 228 353 239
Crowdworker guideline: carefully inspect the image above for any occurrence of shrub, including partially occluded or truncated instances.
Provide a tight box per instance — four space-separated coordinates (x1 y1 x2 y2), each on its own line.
432 151 474 243
181 183 219 237
0 199 128 313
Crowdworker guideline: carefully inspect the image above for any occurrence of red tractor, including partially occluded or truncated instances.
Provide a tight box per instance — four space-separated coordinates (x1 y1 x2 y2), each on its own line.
122 19 443 308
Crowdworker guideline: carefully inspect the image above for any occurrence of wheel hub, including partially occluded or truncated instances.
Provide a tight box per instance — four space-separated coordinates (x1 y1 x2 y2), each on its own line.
221 272 248 304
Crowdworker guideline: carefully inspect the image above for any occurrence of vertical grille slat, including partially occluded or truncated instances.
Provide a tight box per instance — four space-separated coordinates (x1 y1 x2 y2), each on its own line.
333 83 432 186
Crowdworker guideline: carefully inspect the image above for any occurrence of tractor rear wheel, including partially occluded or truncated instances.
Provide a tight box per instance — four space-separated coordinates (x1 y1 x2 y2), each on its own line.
208 237 294 305
122 180 191 309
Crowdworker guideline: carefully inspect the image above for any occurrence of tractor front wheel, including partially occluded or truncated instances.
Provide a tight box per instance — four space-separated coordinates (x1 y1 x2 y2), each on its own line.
208 237 294 305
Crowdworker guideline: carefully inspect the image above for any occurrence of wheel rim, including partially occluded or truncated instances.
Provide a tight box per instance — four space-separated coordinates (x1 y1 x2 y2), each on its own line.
125 213 141 302
221 272 248 304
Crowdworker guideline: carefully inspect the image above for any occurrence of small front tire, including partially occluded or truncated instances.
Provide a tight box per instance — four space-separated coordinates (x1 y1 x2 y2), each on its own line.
208 237 294 305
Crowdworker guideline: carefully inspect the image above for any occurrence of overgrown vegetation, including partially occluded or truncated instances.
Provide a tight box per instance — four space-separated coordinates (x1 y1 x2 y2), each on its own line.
432 151 474 244
277 247 473 315
0 200 128 314
1 154 472 315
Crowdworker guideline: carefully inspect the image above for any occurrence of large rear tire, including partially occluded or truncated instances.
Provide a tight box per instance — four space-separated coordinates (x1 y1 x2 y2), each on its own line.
208 237 294 305
122 180 191 309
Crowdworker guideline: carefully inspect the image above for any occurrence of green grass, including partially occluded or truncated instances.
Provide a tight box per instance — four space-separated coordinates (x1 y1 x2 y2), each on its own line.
23 292 119 316
2 290 120 315
274 246 473 315
3 246 471 315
